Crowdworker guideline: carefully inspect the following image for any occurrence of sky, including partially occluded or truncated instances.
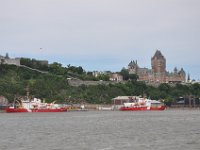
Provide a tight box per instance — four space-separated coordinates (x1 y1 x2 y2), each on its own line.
1 0 200 80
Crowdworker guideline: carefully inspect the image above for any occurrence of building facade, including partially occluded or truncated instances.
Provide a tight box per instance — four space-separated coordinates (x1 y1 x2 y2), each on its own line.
128 50 186 83
109 73 123 82
0 54 20 66
0 53 49 67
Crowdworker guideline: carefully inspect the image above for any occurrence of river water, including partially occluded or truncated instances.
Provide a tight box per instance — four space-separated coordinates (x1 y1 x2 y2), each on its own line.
0 110 200 150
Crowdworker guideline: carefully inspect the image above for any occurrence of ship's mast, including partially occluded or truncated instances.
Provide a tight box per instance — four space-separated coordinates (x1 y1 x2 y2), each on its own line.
25 86 30 101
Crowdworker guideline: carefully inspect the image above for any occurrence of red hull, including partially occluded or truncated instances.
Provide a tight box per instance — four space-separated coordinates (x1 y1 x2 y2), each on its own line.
120 106 166 111
6 108 29 113
120 106 148 111
150 106 166 110
6 108 67 113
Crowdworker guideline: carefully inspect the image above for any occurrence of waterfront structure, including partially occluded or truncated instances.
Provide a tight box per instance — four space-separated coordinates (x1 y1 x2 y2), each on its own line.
128 50 186 83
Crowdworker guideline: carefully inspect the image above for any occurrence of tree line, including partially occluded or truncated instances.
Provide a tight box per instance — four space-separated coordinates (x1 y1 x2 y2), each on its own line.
0 60 200 106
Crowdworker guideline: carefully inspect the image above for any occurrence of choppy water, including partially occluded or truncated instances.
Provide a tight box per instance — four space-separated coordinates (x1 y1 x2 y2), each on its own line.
0 110 200 150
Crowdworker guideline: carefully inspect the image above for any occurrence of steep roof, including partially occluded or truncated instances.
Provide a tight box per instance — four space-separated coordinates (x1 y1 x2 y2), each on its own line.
179 68 185 74
128 60 137 66
152 50 165 59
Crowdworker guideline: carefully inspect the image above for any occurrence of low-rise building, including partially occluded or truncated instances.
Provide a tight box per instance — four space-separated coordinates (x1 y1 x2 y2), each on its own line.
109 73 123 82
0 54 20 66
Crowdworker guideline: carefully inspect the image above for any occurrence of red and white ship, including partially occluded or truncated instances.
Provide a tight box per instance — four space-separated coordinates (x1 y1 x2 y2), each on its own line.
6 98 68 113
119 97 166 111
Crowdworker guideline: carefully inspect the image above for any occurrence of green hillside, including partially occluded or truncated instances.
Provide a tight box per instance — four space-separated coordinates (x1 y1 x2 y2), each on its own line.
0 60 200 105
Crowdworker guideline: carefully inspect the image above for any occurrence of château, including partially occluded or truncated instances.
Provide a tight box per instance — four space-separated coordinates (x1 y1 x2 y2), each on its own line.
128 50 186 83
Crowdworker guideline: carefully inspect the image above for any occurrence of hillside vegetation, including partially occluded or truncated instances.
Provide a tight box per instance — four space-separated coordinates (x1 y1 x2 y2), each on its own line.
0 59 200 105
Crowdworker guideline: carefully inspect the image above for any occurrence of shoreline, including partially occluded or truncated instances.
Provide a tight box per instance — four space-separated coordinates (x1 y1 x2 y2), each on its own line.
166 106 200 110
1 106 200 113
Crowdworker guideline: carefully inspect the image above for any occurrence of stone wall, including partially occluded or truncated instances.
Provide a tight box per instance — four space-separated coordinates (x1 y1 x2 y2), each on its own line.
68 78 125 86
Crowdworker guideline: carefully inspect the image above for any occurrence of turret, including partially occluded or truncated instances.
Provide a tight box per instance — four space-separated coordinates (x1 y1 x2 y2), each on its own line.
174 67 178 74
128 60 138 74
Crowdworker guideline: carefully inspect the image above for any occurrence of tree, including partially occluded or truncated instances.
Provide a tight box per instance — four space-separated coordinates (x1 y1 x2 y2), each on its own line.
77 66 84 74
191 83 200 97
158 83 171 93
97 74 109 81
164 97 175 107
129 74 138 81
0 59 5 65
120 68 129 80
49 62 64 75
20 58 32 67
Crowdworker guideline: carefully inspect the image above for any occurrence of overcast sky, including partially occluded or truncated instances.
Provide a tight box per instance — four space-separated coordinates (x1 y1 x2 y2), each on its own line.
1 0 200 80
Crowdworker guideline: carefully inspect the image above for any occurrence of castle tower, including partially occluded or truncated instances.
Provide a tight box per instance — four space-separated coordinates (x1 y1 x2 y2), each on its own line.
128 60 138 74
151 50 166 82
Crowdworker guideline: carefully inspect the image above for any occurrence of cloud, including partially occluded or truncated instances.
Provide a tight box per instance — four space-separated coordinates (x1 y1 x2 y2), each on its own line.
0 0 200 79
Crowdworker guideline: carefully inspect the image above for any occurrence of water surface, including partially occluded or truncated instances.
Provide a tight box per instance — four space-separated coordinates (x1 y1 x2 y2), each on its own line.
0 110 200 150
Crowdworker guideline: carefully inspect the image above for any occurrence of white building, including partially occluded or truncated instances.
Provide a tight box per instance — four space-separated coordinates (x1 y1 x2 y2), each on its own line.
0 54 20 66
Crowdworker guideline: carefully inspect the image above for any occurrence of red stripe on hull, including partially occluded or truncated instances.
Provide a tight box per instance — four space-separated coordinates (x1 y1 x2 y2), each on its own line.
120 106 166 111
6 108 29 113
6 108 68 113
150 106 166 111
120 106 148 111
